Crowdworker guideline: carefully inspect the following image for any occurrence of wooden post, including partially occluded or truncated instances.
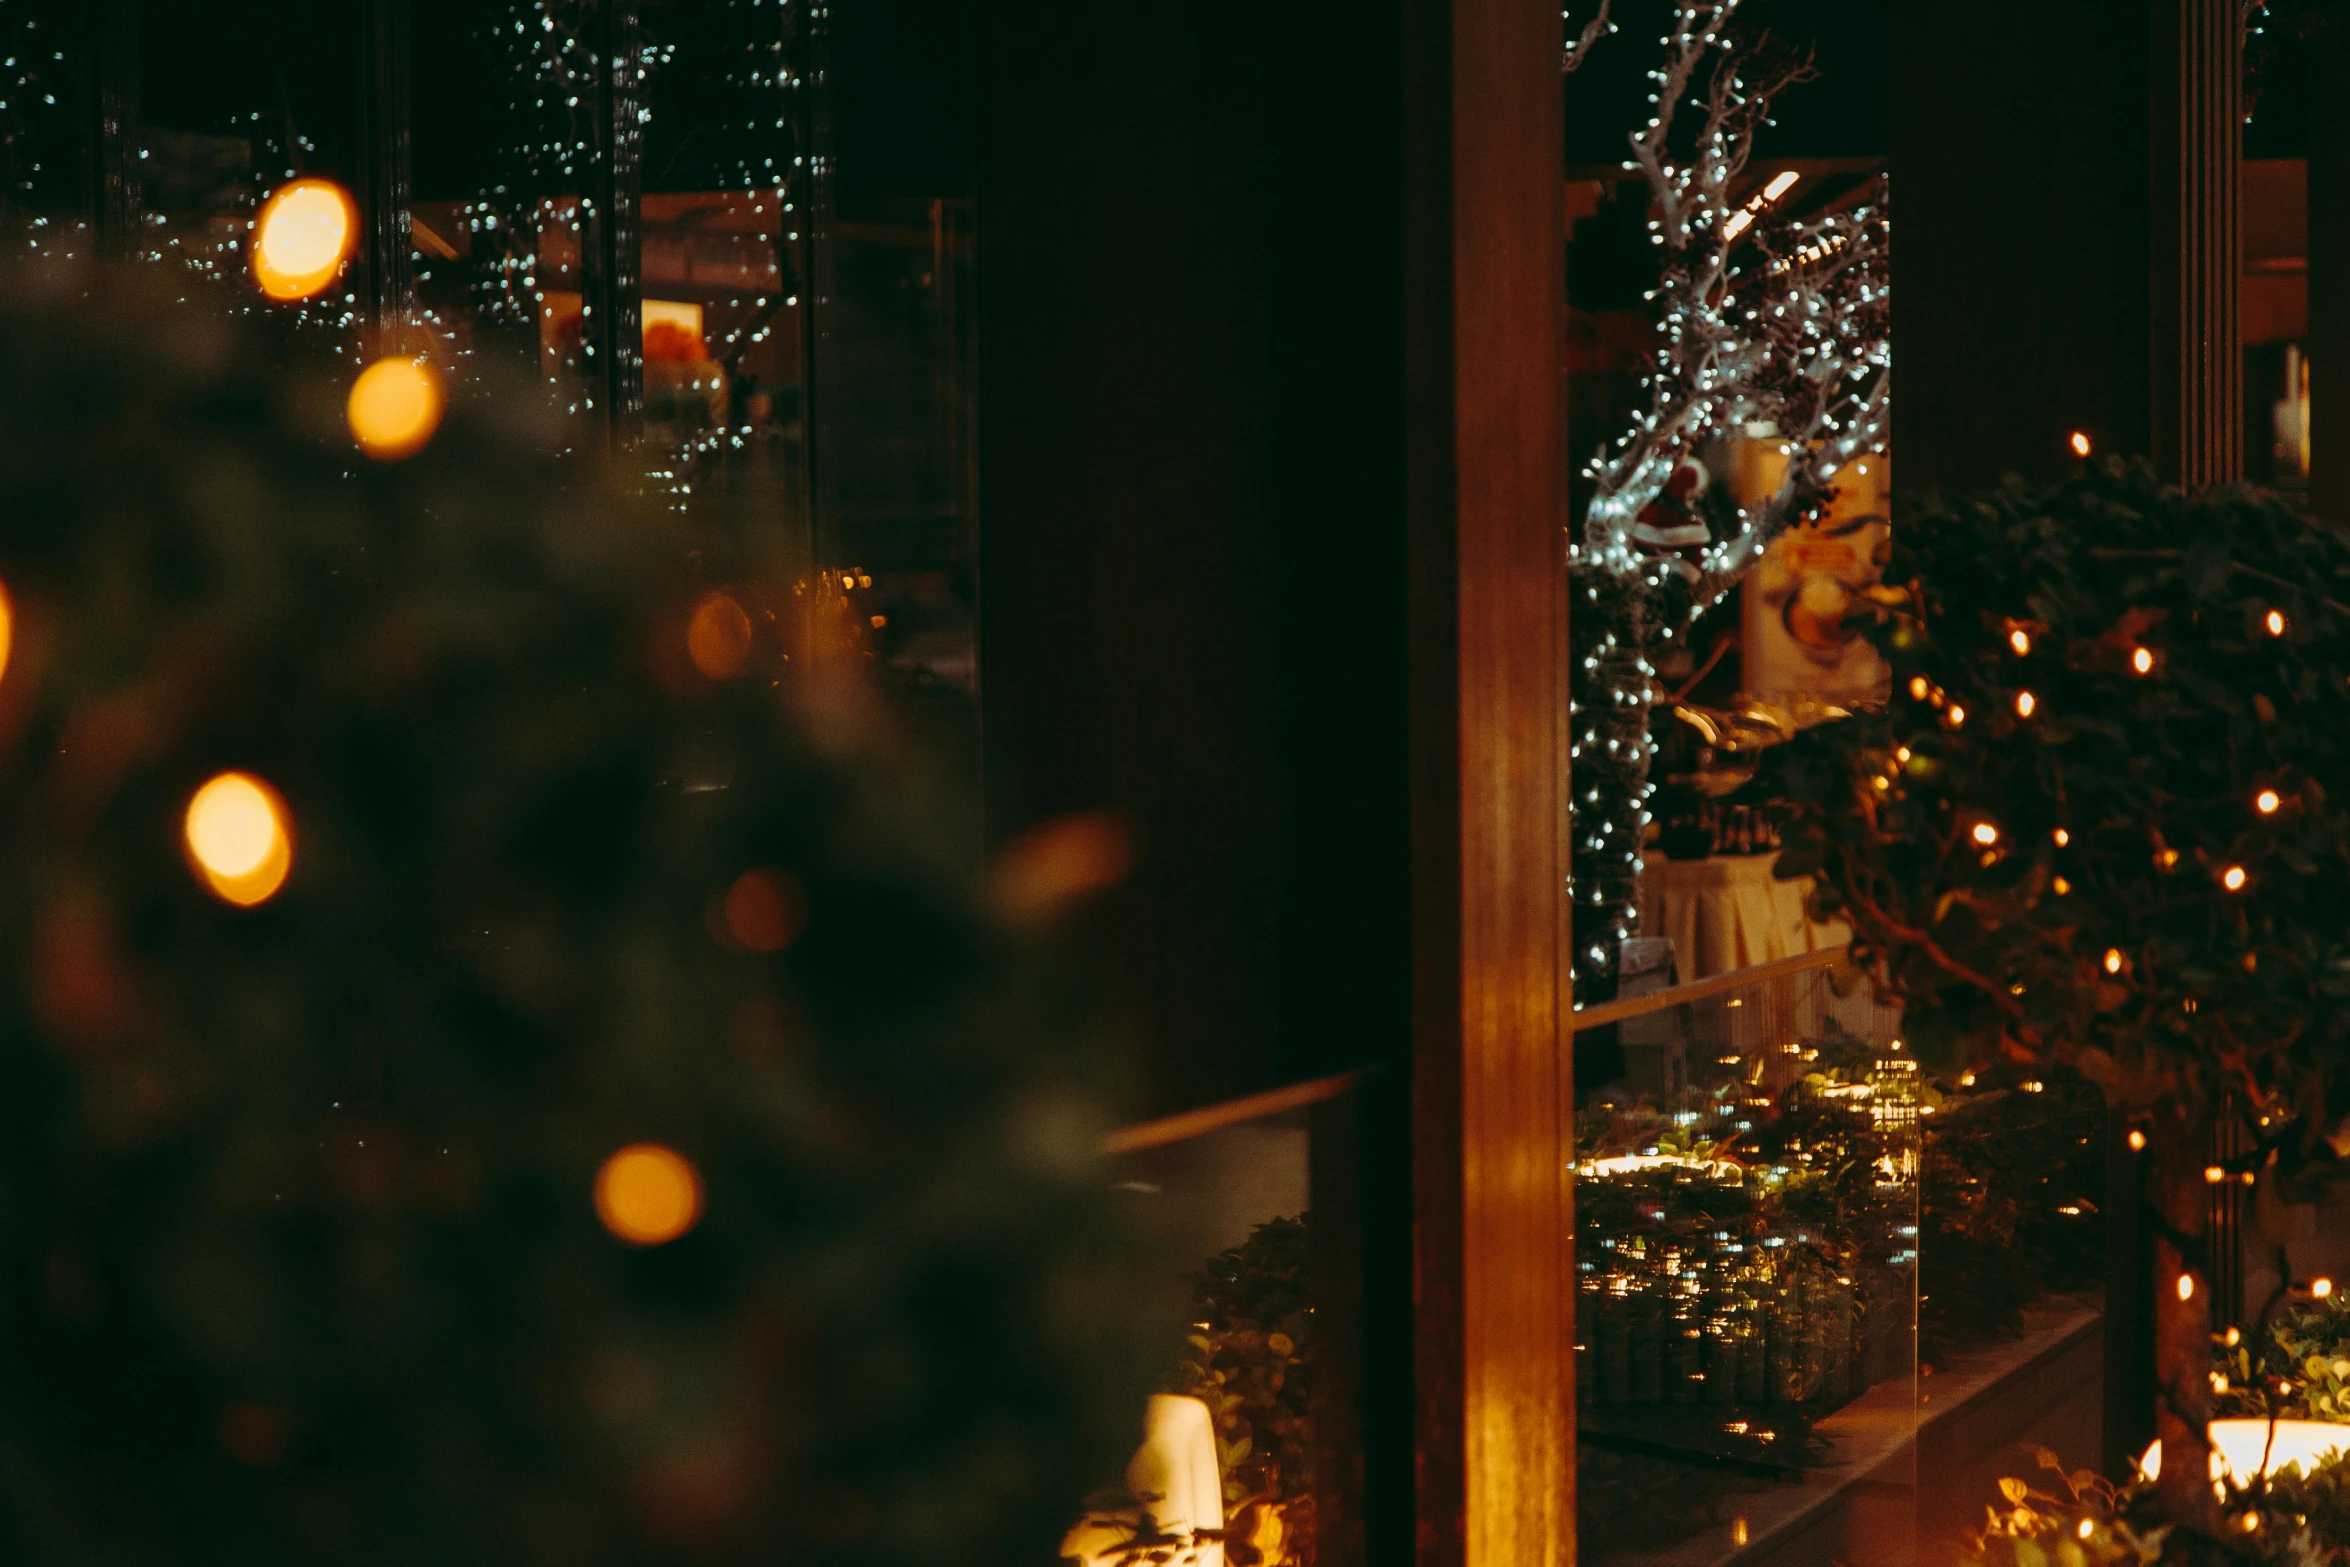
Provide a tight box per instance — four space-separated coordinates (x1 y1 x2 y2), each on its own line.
1406 1 1573 1564
2152 0 2243 486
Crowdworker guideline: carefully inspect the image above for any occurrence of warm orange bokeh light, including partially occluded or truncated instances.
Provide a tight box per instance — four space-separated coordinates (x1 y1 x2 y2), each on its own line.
594 1143 704 1246
348 358 444 460
251 179 356 301
2008 629 2031 656
0 575 14 687
686 591 755 679
2069 431 2092 458
2267 609 2289 637
1970 822 1999 846
2105 948 2126 974
2013 690 2036 717
184 772 294 906
2132 647 2155 675
723 868 805 952
2257 789 2281 815
2223 865 2248 891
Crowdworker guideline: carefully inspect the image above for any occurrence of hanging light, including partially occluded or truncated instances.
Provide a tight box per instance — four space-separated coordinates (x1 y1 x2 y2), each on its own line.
184 772 294 906
251 179 357 301
348 359 444 460
594 1143 705 1246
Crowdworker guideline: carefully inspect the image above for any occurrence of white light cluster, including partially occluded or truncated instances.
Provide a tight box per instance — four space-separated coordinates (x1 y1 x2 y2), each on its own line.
1562 0 1891 991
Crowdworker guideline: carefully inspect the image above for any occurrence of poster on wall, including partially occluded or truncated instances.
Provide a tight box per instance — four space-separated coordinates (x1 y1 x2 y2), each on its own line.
1740 445 1891 713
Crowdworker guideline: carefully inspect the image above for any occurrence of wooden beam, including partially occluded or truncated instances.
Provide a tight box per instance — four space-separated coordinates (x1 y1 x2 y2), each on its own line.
1407 0 1572 1563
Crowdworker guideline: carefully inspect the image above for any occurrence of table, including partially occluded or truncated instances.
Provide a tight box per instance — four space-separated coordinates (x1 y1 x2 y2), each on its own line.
1638 850 1851 980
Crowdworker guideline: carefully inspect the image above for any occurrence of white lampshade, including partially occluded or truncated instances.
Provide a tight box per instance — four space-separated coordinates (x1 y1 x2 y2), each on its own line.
2138 1420 2350 1484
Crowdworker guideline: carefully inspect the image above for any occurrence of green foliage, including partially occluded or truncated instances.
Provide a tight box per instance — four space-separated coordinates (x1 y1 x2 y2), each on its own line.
1177 1215 1312 1561
2219 1294 2350 1421
1758 461 2350 1165
1967 1444 2345 1567
0 272 1153 1566
1919 1067 2107 1360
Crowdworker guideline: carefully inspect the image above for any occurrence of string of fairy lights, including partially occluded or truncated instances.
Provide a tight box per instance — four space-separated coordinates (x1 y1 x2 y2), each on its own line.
1563 0 1890 999
0 0 822 516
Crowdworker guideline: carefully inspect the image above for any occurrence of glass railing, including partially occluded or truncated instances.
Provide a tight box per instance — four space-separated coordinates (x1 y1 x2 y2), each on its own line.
1572 949 1922 1567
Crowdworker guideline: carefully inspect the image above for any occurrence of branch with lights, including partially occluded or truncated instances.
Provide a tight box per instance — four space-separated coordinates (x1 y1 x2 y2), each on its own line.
1754 458 2350 1532
1562 0 1890 997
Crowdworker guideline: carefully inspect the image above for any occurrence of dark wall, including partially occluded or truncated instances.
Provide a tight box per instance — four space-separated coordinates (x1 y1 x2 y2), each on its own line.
977 3 1412 1118
1890 0 2155 491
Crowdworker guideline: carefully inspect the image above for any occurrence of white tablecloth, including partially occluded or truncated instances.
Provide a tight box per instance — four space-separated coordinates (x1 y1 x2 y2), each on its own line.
1638 850 1850 980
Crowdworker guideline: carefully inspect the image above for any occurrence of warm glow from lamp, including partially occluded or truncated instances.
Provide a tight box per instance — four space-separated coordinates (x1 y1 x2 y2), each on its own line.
2141 1421 2350 1485
347 358 443 459
184 772 294 906
2069 431 2092 458
2053 876 2072 895
594 1143 704 1246
2256 790 2281 815
1971 822 1999 846
0 576 14 686
2008 629 2031 655
251 179 356 301
2223 865 2248 891
2266 609 2288 637
2053 828 2070 847
1908 675 1930 700
2132 647 2155 675
2105 949 2126 975
2178 1274 2196 1301
1946 703 1966 727
2127 1128 2147 1151
686 591 755 679
2014 690 2036 717
2317 1278 2336 1300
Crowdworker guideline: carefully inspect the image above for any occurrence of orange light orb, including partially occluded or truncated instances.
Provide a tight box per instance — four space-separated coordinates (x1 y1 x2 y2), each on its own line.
2127 1128 2147 1151
2223 865 2248 891
686 591 755 679
1945 703 1966 728
251 179 356 301
2316 1278 2336 1300
594 1143 704 1246
184 772 294 906
2178 1274 2196 1302
2266 609 2288 637
348 358 443 460
2257 789 2281 815
723 868 805 952
2013 690 2036 718
1970 822 1999 846
2104 948 2126 975
2008 629 2031 655
2069 431 2092 458
2132 647 2155 675
0 575 14 686
2053 828 2070 847
2053 876 2072 895
1907 675 1930 701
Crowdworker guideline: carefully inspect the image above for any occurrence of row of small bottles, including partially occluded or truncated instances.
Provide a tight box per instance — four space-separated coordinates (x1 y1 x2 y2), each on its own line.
1575 1251 1906 1407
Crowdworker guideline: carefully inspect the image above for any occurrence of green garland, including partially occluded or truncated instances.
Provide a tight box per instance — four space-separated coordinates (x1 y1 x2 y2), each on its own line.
1176 1216 1313 1567
0 272 1154 1566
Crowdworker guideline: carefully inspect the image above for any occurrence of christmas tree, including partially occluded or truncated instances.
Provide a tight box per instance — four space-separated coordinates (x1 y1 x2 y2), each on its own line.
0 267 1153 1566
